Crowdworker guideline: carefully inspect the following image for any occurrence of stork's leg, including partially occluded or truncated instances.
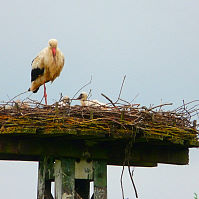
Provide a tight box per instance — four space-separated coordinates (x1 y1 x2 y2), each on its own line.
44 82 47 105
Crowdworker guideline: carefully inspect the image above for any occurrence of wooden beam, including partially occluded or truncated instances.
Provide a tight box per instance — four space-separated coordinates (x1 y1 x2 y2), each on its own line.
93 161 107 199
0 136 190 166
54 159 75 199
130 145 189 165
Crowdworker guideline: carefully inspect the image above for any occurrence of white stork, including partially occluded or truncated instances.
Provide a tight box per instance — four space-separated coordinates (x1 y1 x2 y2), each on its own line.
29 39 65 105
77 92 106 107
58 96 71 107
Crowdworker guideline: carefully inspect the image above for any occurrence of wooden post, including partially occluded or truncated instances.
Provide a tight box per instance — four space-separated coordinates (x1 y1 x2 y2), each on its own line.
37 158 46 199
37 156 54 199
54 158 75 199
93 161 107 199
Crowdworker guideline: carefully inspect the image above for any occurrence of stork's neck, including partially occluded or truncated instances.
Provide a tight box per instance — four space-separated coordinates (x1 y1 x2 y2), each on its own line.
81 100 86 106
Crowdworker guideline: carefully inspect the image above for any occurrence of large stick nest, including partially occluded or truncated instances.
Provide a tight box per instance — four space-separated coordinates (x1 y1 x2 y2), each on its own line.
0 99 198 146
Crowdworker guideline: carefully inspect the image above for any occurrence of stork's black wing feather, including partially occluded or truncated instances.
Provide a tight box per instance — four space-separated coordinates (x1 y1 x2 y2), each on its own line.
31 68 44 82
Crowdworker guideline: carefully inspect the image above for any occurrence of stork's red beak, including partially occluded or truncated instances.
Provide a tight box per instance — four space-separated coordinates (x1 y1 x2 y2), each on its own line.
52 47 56 57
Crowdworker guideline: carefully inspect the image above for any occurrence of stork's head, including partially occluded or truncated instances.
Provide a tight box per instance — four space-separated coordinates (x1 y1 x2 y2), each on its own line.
48 39 58 57
77 92 88 101
62 96 70 104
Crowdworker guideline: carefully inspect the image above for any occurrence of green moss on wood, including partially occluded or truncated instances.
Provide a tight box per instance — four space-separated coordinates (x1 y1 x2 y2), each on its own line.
0 106 198 147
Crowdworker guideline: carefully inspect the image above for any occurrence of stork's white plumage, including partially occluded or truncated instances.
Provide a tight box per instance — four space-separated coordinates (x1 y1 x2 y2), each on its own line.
15 100 30 109
77 92 106 107
29 39 65 104
58 96 71 107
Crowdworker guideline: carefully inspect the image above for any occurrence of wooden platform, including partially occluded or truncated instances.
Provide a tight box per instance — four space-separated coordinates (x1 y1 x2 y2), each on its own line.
0 105 198 198
0 105 198 166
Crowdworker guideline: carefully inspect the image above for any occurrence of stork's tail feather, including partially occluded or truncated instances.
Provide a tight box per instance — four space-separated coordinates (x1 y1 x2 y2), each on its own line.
28 87 40 93
33 87 40 93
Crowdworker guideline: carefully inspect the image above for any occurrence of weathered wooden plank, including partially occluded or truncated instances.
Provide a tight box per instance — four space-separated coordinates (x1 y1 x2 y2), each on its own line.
75 160 93 199
75 160 93 180
93 161 107 199
45 157 55 181
54 159 75 199
37 156 54 199
37 158 46 199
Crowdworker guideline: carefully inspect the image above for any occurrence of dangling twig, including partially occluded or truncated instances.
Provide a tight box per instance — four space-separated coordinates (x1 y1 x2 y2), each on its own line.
120 165 125 199
130 93 139 103
128 166 138 198
72 76 92 99
148 103 173 111
58 92 63 102
22 92 33 103
115 75 126 103
87 89 92 100
101 93 116 107
7 90 29 104
36 96 45 107
183 100 191 120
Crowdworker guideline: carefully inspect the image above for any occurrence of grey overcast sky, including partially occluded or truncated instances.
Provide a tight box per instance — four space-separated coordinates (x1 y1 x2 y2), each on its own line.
1 0 199 198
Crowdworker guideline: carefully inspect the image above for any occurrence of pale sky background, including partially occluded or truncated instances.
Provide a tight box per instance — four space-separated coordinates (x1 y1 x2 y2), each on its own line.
0 0 199 198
